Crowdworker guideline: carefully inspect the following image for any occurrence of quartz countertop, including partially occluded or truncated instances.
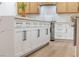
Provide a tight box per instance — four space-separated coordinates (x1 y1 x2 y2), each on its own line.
15 16 51 22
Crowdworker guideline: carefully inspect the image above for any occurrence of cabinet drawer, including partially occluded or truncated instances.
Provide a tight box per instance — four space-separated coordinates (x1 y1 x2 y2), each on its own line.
55 33 66 39
30 21 39 27
55 23 66 33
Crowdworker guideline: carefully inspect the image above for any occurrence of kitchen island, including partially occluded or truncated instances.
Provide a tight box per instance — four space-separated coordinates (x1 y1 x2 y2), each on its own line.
0 16 51 57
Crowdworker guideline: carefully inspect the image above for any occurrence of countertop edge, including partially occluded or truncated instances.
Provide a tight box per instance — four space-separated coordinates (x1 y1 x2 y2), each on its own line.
15 17 51 23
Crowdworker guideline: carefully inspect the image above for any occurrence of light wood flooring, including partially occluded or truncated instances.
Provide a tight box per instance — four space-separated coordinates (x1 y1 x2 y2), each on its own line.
28 40 75 57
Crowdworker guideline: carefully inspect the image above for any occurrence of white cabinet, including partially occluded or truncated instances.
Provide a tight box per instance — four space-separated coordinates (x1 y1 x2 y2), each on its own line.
30 28 39 49
23 29 32 55
37 27 50 46
15 19 50 57
54 22 74 40
55 23 66 39
15 30 24 56
0 16 50 57
45 28 50 42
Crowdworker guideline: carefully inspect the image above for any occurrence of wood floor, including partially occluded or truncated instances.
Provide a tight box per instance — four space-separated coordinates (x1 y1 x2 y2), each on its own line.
28 40 75 57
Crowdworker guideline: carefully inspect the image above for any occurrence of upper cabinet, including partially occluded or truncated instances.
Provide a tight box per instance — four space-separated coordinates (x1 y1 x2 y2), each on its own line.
29 2 40 14
56 2 79 13
17 2 40 15
67 2 79 13
17 2 56 15
56 2 67 13
17 2 30 16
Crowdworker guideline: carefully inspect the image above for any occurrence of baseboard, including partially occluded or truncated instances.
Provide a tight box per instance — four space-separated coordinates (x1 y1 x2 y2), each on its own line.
21 42 49 57
55 39 73 40
54 39 74 41
50 40 55 41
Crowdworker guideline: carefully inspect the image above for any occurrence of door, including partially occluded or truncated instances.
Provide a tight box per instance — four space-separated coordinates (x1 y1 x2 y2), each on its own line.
45 28 50 42
23 29 33 55
55 22 74 40
56 2 79 13
67 2 78 13
17 2 30 14
29 2 39 14
15 30 24 56
29 28 39 50
56 2 67 13
37 28 47 46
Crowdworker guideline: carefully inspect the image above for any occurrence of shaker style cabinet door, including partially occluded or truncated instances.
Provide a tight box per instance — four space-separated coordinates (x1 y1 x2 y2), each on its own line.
15 30 24 56
17 2 30 14
56 2 67 13
25 2 30 14
67 2 78 13
30 28 41 50
17 2 40 14
56 2 79 13
55 23 67 39
23 30 33 55
37 28 47 46
29 2 40 14
45 28 50 41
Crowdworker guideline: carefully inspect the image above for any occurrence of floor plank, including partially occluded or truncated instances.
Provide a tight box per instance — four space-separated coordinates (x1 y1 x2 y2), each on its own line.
28 40 75 57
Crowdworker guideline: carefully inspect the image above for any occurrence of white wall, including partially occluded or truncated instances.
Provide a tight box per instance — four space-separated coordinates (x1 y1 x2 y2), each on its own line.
0 2 17 16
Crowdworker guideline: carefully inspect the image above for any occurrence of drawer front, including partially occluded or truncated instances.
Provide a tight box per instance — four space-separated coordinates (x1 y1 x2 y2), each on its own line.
55 23 66 33
55 32 66 39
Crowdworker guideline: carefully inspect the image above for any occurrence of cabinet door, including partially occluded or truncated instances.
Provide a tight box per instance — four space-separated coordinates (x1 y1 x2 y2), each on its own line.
17 2 22 14
55 23 67 39
37 28 47 46
23 30 33 54
29 28 39 49
45 28 50 41
29 2 39 14
57 2 79 13
43 28 50 43
17 2 30 14
67 2 78 13
15 30 24 56
56 2 67 13
25 2 30 14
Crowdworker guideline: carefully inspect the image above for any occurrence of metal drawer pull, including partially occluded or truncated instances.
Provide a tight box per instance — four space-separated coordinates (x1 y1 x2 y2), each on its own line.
46 29 48 35
26 23 30 25
37 29 40 38
23 31 26 41
16 23 22 24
